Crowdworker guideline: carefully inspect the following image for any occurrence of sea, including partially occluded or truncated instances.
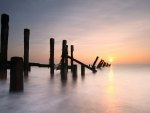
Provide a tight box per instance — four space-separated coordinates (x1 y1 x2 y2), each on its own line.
0 64 150 113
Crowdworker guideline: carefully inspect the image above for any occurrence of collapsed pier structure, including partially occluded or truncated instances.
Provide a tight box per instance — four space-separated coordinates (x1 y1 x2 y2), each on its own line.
0 14 111 92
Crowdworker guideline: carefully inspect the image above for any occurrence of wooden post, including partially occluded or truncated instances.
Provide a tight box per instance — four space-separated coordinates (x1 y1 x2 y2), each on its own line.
106 63 108 67
71 45 74 72
66 45 68 72
102 61 106 67
92 56 99 69
61 40 67 81
72 65 77 78
97 59 103 68
24 29 30 76
50 38 54 75
81 65 85 76
0 14 9 79
10 57 24 92
97 60 101 68
97 60 104 68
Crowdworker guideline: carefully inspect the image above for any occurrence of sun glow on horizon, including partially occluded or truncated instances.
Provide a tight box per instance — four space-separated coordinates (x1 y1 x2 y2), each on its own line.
108 57 113 63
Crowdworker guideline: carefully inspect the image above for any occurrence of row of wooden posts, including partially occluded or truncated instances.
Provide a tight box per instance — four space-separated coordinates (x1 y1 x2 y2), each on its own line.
0 14 111 92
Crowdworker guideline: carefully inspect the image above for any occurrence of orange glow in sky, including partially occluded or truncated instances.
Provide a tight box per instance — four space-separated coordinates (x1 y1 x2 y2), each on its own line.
1 0 150 64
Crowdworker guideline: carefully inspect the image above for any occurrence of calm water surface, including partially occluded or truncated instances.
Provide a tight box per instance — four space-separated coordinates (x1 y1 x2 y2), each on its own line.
0 64 150 113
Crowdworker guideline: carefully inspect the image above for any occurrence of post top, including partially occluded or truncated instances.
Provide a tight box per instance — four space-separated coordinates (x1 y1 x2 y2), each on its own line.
1 14 9 25
50 38 54 40
24 29 30 32
11 57 23 61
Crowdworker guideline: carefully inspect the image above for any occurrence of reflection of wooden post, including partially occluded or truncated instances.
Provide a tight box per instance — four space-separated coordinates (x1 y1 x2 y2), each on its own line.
24 29 30 76
0 14 9 79
73 65 77 78
50 38 54 75
81 65 85 76
61 40 67 80
92 56 99 69
10 57 24 92
71 45 74 72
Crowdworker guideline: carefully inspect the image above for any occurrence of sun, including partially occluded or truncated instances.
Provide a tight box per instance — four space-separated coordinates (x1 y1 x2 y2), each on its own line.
109 57 113 63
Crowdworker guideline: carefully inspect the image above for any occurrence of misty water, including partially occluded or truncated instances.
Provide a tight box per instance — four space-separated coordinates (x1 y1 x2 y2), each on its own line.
0 64 150 113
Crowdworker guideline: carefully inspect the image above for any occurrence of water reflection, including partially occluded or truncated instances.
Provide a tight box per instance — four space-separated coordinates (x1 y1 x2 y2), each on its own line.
107 67 115 97
61 79 67 87
1 66 150 113
106 67 117 113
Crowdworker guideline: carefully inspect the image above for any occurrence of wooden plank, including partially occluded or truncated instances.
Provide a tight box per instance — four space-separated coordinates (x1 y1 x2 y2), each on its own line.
29 62 50 67
56 65 72 70
3 61 50 69
67 56 97 72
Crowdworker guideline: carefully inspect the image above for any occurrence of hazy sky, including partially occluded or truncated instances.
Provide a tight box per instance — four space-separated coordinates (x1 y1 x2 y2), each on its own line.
0 0 150 64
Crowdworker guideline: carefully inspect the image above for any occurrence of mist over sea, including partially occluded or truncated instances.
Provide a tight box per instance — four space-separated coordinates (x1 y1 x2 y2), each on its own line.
0 64 150 113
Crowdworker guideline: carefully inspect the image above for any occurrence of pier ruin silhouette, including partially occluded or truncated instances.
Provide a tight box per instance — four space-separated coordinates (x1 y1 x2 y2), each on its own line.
0 14 111 92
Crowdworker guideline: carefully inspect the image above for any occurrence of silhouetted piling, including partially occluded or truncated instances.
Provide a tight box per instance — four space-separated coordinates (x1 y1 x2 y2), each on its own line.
10 57 24 92
92 56 99 69
97 59 103 68
50 38 55 75
106 63 109 67
61 40 67 80
102 61 106 67
72 65 77 78
66 45 68 72
24 29 30 76
97 60 101 68
71 45 74 72
0 14 9 79
81 65 85 76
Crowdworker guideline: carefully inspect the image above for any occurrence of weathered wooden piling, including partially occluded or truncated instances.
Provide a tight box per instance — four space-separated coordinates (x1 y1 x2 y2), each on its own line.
102 61 106 67
61 40 67 80
92 56 99 69
0 14 9 79
97 60 101 68
50 38 55 75
66 45 68 72
24 29 30 76
72 65 77 78
97 59 103 68
106 63 109 67
81 65 85 76
10 57 24 92
71 45 74 72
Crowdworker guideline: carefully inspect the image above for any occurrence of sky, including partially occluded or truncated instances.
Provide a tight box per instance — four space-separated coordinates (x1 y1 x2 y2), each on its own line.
0 0 150 64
